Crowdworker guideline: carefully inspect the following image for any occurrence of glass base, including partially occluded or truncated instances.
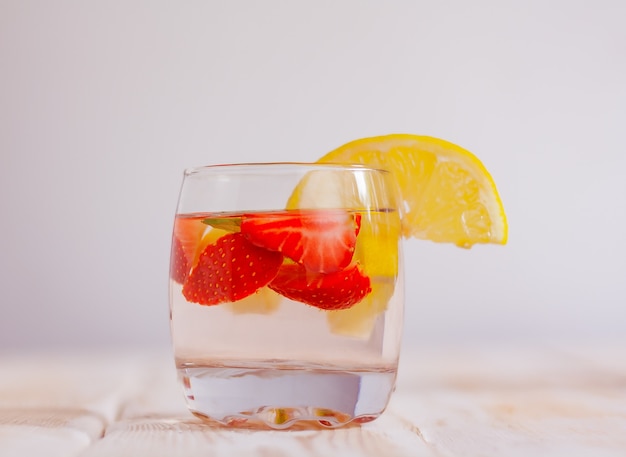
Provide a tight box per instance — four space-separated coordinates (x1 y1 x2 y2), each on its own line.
177 361 397 429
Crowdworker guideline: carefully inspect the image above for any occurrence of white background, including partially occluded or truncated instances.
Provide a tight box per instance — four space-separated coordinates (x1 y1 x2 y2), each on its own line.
1 1 625 351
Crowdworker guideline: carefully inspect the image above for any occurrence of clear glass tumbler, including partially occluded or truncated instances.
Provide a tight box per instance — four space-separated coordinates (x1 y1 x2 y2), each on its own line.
169 163 404 429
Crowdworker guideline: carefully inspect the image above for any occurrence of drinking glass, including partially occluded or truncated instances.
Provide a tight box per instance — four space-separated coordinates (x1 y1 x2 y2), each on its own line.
169 163 404 429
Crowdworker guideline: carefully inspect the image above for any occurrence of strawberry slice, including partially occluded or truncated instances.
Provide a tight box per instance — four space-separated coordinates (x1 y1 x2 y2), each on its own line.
240 210 361 274
170 216 207 284
268 263 371 310
182 232 283 306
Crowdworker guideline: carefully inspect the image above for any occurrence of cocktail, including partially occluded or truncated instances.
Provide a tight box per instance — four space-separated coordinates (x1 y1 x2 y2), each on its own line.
170 163 403 428
169 135 508 429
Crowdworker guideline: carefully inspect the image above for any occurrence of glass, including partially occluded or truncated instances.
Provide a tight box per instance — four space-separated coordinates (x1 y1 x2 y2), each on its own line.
169 162 404 429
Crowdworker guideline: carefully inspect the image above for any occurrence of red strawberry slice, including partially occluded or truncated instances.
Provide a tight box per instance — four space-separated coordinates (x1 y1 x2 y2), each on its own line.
170 237 189 284
268 263 371 310
240 210 361 274
182 232 283 305
170 216 206 284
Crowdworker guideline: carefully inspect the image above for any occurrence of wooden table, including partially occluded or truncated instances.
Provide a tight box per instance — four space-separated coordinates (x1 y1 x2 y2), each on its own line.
1 343 624 456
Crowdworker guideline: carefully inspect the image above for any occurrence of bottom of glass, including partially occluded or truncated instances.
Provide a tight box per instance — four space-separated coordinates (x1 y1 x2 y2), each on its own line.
177 361 397 429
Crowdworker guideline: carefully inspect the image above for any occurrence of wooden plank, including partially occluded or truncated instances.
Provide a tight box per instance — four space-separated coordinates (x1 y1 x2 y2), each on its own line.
0 351 133 457
0 408 105 457
116 355 191 420
390 346 626 457
0 352 146 422
0 346 624 456
79 412 434 457
392 387 626 457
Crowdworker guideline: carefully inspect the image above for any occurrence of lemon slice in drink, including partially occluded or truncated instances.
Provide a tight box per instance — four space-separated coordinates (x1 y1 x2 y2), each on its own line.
318 134 508 247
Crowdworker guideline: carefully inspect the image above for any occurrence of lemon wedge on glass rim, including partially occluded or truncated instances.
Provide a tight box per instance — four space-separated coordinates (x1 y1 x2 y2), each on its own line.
317 134 508 247
289 134 508 337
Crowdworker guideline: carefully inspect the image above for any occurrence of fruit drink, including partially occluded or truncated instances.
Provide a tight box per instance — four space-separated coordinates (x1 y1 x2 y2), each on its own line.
169 134 508 429
170 170 403 428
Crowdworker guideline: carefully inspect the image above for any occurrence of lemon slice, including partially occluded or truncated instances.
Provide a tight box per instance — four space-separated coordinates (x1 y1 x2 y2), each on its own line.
317 134 508 248
326 279 396 338
224 287 282 315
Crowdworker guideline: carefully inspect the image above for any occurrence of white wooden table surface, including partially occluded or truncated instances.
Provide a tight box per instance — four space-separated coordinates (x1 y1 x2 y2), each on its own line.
1 343 624 457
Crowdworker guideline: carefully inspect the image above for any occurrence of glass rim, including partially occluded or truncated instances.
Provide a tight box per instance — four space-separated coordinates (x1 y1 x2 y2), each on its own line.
184 161 391 176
